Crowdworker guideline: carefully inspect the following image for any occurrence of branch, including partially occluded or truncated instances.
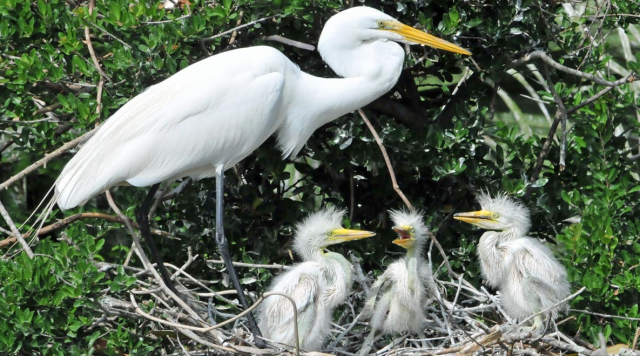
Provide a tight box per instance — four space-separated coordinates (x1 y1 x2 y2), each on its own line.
83 0 111 82
525 69 565 199
357 109 414 212
566 73 634 114
0 129 97 191
130 291 301 356
510 51 636 87
0 200 34 258
262 35 315 51
201 15 279 43
0 212 176 249
517 287 586 326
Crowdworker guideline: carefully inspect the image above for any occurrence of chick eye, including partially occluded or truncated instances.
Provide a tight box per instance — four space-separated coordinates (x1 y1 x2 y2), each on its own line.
493 213 499 218
409 227 415 233
376 20 385 28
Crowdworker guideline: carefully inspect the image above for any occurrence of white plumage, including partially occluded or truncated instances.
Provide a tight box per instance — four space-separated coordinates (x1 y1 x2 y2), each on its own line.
454 192 570 329
53 6 470 210
258 207 374 351
360 210 435 354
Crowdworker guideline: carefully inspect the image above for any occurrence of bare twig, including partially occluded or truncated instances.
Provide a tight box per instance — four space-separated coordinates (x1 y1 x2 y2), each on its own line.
207 259 291 270
262 35 315 51
130 291 301 356
227 11 244 46
0 212 176 249
0 200 34 258
357 109 414 212
0 129 97 191
569 308 640 322
518 287 586 326
83 0 111 82
201 15 279 43
510 51 636 87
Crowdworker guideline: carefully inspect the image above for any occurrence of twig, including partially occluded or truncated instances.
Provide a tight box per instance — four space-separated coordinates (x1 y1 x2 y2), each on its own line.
207 259 291 270
566 73 635 115
542 64 568 171
105 191 210 329
227 11 243 46
428 232 457 280
86 21 133 49
569 308 640 322
0 200 34 258
518 287 586 326
83 0 111 82
262 35 315 51
130 291 301 356
357 109 414 211
0 212 176 249
510 51 636 87
0 129 97 191
144 10 192 25
201 15 279 43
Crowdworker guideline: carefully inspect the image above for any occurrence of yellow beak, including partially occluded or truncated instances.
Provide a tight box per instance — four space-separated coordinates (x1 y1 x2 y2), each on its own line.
392 225 415 249
328 228 376 242
383 22 471 56
453 210 496 225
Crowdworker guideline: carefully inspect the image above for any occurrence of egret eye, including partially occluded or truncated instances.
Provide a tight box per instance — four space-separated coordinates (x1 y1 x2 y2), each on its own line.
493 213 499 218
327 231 333 237
376 20 385 28
409 227 415 233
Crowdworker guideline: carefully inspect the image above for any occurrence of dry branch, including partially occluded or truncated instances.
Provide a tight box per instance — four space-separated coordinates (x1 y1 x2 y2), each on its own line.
0 129 96 191
0 212 176 249
357 109 414 211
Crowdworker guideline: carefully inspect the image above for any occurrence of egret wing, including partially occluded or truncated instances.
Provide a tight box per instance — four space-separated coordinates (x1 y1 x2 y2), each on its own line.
56 46 294 209
258 262 323 346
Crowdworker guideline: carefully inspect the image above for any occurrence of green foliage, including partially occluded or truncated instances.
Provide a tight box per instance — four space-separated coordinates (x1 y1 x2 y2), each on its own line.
1 0 640 352
0 235 158 355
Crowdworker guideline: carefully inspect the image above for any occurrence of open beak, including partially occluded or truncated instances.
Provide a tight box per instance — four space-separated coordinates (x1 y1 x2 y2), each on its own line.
453 210 496 225
382 21 471 56
328 228 375 243
392 225 415 249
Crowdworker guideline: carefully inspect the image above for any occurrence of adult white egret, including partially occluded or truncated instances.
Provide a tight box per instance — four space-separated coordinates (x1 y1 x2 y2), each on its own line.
453 192 570 330
359 210 435 355
51 6 470 337
257 207 374 350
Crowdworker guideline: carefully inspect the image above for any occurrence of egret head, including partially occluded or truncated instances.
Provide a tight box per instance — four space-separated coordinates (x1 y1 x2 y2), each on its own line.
318 7 470 78
293 207 375 259
454 192 531 235
389 209 429 250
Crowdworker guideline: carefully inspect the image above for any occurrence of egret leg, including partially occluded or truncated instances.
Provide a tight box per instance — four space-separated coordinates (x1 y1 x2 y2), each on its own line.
213 166 264 345
135 183 180 296
358 328 377 356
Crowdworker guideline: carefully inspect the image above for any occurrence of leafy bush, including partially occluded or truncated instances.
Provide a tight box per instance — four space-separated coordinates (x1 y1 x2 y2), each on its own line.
1 0 640 353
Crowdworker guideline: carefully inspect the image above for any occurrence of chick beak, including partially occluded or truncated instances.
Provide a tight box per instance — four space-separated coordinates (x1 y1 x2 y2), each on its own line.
392 226 415 249
453 210 496 226
328 228 375 243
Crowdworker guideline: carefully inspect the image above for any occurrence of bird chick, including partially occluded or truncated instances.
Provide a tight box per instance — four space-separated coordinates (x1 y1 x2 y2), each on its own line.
454 192 570 330
258 207 375 351
360 210 436 355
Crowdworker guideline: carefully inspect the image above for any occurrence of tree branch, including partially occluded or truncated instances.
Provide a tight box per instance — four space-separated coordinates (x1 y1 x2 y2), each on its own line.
510 50 636 87
0 200 34 258
357 109 414 211
0 129 96 191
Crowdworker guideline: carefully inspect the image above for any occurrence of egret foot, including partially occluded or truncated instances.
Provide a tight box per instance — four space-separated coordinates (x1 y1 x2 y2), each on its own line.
521 315 546 334
212 166 265 347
